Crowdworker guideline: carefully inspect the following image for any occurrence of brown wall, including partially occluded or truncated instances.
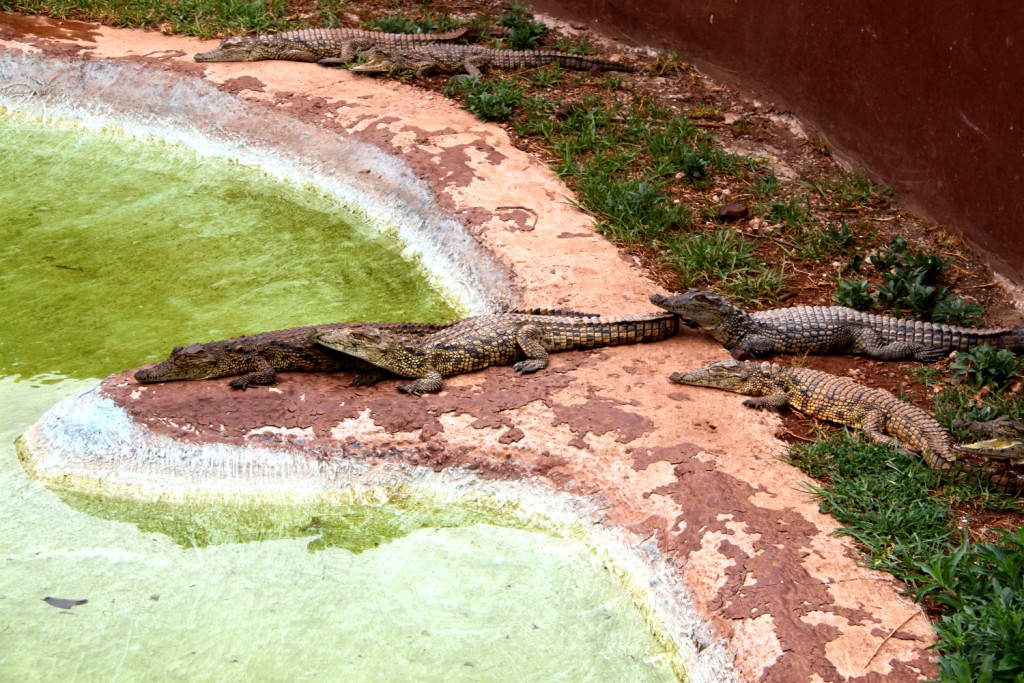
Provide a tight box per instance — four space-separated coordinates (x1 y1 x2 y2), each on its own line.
530 0 1024 283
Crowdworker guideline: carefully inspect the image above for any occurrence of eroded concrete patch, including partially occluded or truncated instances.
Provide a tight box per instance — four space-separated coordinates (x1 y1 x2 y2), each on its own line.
3 14 938 682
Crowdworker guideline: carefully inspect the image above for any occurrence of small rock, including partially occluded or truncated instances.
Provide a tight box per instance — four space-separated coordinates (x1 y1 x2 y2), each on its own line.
718 202 749 222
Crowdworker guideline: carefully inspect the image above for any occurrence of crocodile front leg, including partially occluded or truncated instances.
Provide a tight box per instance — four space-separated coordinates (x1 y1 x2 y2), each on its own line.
397 368 444 395
228 357 277 390
512 324 550 374
730 334 778 359
741 391 790 410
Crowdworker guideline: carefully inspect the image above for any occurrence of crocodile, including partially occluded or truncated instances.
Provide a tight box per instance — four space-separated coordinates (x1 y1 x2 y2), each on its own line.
651 289 1024 362
134 321 452 390
669 359 1023 493
350 44 636 77
194 28 471 65
312 312 678 394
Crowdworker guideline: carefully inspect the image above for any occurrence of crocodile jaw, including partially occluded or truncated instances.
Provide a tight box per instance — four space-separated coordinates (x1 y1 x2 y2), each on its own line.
669 359 759 392
349 56 397 73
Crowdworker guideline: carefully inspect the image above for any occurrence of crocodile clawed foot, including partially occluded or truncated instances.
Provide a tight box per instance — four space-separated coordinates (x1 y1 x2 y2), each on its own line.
915 348 949 363
514 359 547 374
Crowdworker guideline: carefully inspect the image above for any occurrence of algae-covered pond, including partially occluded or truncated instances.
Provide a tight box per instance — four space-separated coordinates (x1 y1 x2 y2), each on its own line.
0 112 459 380
0 112 682 681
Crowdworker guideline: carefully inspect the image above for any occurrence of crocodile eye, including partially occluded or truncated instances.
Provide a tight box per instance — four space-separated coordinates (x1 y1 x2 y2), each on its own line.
172 346 183 354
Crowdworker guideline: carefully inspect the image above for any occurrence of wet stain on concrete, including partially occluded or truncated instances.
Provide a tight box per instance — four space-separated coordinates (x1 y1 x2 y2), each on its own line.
0 11 98 42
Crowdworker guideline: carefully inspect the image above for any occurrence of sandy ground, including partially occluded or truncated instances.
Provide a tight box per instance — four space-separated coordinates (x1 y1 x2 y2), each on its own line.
4 14 938 681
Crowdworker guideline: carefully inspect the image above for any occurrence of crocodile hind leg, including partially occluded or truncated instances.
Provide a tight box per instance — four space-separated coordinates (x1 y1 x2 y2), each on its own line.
513 325 550 374
849 326 947 362
857 408 905 449
315 38 363 65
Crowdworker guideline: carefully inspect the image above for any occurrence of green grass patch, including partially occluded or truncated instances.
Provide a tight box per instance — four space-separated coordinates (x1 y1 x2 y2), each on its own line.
664 229 785 304
789 431 1023 682
497 1 547 50
1 0 298 37
573 175 691 243
444 75 523 122
365 12 460 34
806 170 893 212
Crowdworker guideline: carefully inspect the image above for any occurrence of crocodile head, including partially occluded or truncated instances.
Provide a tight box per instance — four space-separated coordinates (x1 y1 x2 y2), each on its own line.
650 289 745 325
650 289 750 345
956 438 1024 463
134 341 254 383
349 51 401 73
313 327 426 378
195 35 317 63
668 359 771 393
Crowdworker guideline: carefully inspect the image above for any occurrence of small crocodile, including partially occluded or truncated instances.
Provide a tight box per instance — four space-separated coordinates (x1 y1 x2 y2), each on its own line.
134 321 451 390
194 28 471 65
313 312 678 394
669 359 1023 493
351 44 636 77
651 289 1024 362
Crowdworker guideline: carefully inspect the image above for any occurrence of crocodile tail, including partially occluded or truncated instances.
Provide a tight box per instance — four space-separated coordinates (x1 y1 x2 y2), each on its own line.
512 308 602 317
536 51 636 73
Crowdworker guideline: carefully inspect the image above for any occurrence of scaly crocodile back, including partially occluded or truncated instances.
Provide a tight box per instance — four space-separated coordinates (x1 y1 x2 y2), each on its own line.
265 27 467 48
368 44 635 74
135 320 450 383
195 28 469 62
762 363 956 468
751 307 1024 353
413 312 677 375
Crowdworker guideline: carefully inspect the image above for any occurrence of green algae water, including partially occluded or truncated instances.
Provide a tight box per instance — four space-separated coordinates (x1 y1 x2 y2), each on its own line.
0 112 682 681
0 112 459 380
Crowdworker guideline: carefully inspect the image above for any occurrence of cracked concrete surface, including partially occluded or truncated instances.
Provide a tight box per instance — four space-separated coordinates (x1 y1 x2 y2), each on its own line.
4 13 938 682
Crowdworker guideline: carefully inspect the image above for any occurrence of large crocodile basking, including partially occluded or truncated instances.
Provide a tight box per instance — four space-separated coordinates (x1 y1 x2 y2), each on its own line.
134 320 452 390
194 28 473 65
351 44 636 77
670 359 1023 493
312 311 678 395
651 289 1024 362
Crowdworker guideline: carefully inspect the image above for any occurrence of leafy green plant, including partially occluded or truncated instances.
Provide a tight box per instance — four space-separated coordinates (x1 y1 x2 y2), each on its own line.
497 2 547 49
842 237 984 323
933 297 986 327
834 278 875 310
950 345 1022 390
909 528 1024 683
444 76 523 121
